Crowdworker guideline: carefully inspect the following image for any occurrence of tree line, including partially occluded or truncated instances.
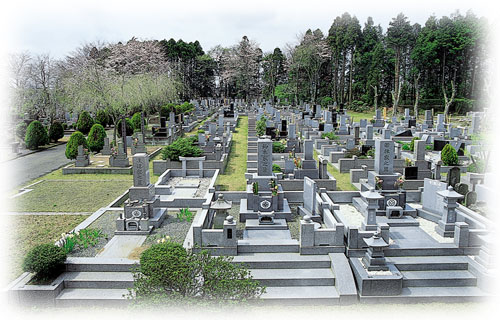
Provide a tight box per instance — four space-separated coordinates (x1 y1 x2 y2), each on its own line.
9 11 488 122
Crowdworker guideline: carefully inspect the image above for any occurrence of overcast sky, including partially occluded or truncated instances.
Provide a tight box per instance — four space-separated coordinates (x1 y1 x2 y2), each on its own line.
1 0 496 59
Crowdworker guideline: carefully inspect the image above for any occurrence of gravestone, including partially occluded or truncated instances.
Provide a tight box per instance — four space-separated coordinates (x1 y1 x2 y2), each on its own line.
133 153 150 187
383 129 391 140
433 140 448 151
374 139 394 175
288 124 296 139
436 114 445 132
422 178 448 214
303 139 313 160
404 166 418 180
465 191 477 206
102 137 111 155
425 110 433 128
75 145 89 167
257 138 273 176
408 119 416 128
303 176 317 215
395 129 412 137
359 119 367 128
366 125 374 140
455 183 469 198
448 167 461 188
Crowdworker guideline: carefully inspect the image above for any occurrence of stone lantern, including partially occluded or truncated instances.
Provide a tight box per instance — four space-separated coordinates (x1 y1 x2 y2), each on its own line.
211 193 232 229
362 232 390 271
436 186 464 237
361 188 383 231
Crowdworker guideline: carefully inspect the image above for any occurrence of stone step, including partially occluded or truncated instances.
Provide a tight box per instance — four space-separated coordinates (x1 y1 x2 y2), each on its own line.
260 286 340 305
359 286 488 303
65 257 137 272
401 270 477 287
232 252 331 269
248 268 335 287
387 256 469 271
55 288 129 307
63 272 134 289
238 239 299 253
384 246 478 257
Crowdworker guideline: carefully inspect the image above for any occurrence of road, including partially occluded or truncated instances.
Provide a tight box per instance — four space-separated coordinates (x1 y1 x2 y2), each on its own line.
1 143 71 190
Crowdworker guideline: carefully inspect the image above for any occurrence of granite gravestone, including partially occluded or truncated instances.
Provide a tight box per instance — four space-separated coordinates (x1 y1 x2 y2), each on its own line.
257 138 273 176
448 167 461 188
374 139 394 175
421 178 447 214
303 176 317 215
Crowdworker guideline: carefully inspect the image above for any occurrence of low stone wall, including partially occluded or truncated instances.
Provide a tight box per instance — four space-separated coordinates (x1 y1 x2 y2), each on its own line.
279 179 336 191
153 154 228 175
62 166 132 175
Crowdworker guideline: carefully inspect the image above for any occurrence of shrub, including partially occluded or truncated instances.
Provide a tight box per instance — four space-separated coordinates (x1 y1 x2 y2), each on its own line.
16 122 27 139
161 137 202 161
131 112 142 131
22 244 67 280
402 143 411 151
95 109 109 127
48 121 64 142
128 241 264 306
25 120 49 150
198 129 205 134
321 132 338 140
272 164 282 173
366 148 375 157
426 145 433 150
256 116 267 136
441 144 459 166
319 96 334 107
76 111 94 135
65 131 88 159
160 103 175 118
409 137 419 151
272 141 286 153
87 123 107 152
175 102 194 114
117 118 134 137
345 148 361 158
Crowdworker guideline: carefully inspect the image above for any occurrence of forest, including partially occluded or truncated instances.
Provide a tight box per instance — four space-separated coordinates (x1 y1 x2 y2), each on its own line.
9 11 488 121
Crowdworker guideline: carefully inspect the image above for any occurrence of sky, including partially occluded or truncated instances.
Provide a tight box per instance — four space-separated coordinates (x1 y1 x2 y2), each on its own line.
1 0 497 58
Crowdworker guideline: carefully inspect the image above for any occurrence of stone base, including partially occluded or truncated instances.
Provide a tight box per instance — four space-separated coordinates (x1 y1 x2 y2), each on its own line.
109 156 130 167
350 258 402 296
297 206 322 223
131 145 147 155
436 220 455 238
129 184 155 202
239 198 292 222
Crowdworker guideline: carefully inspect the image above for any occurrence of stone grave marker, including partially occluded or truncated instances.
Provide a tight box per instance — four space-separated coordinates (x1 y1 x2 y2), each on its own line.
303 176 317 215
422 178 447 214
133 153 150 187
448 167 461 188
374 139 394 175
257 138 273 176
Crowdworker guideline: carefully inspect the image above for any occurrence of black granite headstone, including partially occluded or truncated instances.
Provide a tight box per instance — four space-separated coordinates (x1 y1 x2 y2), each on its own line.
433 140 449 151
404 166 418 180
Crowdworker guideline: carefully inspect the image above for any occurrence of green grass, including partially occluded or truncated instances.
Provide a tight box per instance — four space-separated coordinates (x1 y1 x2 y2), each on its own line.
216 116 248 191
6 214 88 284
314 150 357 191
348 110 375 123
11 180 132 212
186 115 211 136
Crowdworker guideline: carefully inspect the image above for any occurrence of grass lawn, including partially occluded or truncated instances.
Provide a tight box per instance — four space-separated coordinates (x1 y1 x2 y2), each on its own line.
185 115 212 136
314 150 357 191
348 110 375 123
5 214 88 285
216 116 248 191
11 180 132 212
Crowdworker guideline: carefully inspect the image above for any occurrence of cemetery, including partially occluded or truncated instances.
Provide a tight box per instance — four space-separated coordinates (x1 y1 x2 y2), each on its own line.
2 7 495 314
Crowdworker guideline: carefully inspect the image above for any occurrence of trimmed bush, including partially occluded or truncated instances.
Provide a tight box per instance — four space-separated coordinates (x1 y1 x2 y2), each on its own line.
16 122 27 139
95 109 109 127
87 123 107 152
272 141 286 153
117 118 134 137
65 131 88 159
161 137 203 161
22 243 67 280
76 111 94 135
441 144 459 166
48 121 64 142
321 132 339 140
25 120 49 150
160 103 175 118
131 112 142 131
256 116 267 136
128 240 264 306
272 164 282 173
409 137 419 151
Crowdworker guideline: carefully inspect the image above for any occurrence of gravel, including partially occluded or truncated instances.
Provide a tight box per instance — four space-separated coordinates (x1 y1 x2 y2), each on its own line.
163 177 212 198
144 210 192 246
68 210 118 257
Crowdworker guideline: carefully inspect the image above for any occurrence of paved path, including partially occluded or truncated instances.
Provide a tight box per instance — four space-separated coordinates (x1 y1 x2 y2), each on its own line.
1 142 71 189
